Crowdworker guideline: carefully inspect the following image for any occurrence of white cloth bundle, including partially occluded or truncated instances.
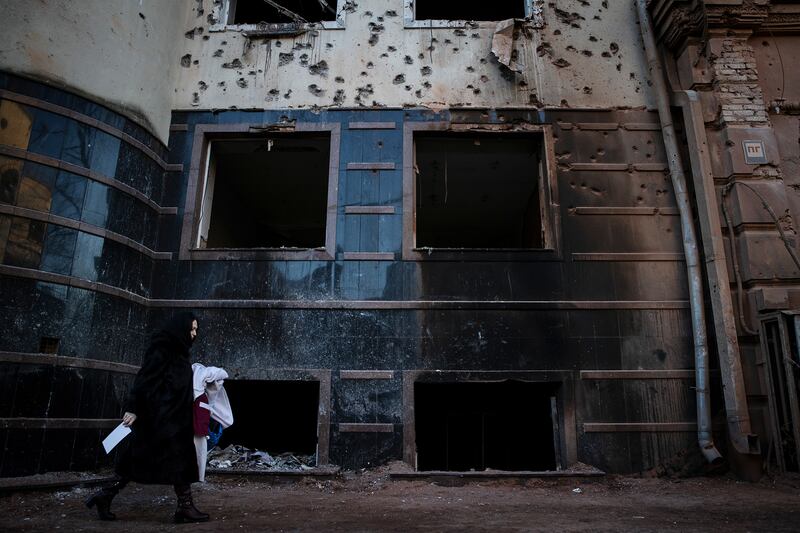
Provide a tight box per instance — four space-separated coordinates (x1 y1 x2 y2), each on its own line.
191 363 233 428
191 363 234 481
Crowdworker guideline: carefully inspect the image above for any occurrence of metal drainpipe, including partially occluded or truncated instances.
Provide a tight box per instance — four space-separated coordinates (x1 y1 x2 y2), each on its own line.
635 0 723 463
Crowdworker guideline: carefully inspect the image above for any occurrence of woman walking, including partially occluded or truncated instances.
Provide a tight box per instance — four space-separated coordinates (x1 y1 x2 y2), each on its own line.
86 311 209 523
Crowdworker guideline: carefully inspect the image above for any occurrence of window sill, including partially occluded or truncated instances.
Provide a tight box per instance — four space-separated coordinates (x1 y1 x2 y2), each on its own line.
406 248 561 262
188 247 333 261
208 20 345 35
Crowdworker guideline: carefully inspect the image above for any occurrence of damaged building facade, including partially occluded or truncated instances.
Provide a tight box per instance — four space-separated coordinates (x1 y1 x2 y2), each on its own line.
1 0 799 477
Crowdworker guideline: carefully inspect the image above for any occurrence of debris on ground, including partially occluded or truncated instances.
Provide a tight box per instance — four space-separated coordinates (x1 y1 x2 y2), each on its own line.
207 444 316 471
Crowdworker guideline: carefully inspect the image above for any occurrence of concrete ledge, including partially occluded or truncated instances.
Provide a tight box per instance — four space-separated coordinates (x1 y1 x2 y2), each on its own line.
0 474 116 495
207 466 340 480
390 469 605 480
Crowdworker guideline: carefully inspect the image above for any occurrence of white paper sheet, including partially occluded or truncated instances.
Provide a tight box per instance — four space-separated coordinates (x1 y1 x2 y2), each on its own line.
102 423 132 454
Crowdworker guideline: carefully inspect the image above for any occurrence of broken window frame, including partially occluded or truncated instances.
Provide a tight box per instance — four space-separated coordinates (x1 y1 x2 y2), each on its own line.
178 122 340 261
402 120 561 261
210 0 349 34
403 0 544 29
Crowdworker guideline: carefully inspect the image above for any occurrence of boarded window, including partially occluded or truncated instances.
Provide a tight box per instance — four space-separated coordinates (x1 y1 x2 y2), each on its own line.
230 0 338 24
413 0 526 21
198 134 331 249
414 132 543 249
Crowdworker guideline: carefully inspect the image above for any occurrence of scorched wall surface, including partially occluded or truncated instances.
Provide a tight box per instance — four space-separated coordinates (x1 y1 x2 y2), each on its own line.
0 0 702 476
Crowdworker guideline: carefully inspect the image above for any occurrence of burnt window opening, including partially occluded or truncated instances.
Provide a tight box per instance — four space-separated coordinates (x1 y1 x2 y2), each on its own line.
414 132 543 249
414 381 559 471
229 0 339 25
218 380 320 458
413 0 526 22
198 134 331 249
39 336 60 354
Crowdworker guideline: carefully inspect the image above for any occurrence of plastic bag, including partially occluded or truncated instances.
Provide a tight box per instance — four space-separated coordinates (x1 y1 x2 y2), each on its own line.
208 421 223 447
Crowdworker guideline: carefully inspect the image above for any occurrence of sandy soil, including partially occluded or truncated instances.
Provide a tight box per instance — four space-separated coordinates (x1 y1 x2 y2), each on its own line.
1 468 799 532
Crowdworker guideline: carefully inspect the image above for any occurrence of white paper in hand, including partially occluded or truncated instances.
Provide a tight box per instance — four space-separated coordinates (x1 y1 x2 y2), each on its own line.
102 423 132 454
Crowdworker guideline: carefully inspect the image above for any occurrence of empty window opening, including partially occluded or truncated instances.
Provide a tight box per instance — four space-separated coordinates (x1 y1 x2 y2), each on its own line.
414 381 558 471
39 336 60 354
230 0 338 25
414 0 526 21
199 134 331 249
415 133 543 249
218 380 320 460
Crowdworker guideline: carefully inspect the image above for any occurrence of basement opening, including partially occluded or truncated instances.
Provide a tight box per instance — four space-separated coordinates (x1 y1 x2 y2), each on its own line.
218 380 320 460
198 134 331 249
414 381 559 471
414 132 543 249
229 0 339 25
413 0 526 22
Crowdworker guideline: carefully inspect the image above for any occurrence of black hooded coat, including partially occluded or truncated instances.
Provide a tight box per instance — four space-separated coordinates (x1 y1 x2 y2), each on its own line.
115 312 199 485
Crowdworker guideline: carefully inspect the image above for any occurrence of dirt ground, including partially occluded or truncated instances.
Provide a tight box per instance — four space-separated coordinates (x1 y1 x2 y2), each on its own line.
1 467 799 532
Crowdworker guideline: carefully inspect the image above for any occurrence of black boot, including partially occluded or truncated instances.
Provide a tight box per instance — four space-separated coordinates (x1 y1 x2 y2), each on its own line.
174 484 210 524
85 479 127 521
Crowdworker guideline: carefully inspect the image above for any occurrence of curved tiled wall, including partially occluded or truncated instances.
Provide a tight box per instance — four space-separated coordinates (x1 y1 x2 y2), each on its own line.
0 73 166 476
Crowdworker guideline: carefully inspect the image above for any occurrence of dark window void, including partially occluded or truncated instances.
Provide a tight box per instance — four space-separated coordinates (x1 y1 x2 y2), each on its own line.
763 319 800 471
201 134 330 249
39 337 59 354
231 0 338 24
415 0 525 21
415 381 558 471
218 380 319 456
415 133 542 249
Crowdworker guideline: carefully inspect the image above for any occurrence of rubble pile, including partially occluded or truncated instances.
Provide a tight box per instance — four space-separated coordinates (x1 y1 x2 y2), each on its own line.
207 444 316 471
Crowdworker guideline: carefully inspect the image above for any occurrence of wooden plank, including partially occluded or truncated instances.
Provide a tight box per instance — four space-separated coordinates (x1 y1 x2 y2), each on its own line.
340 370 394 380
348 122 396 130
0 351 139 374
580 370 695 380
0 418 120 429
338 423 394 433
344 206 396 215
346 162 396 170
583 422 696 433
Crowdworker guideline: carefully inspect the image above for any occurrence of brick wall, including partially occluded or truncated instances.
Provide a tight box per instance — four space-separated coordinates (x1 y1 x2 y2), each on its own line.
713 38 770 126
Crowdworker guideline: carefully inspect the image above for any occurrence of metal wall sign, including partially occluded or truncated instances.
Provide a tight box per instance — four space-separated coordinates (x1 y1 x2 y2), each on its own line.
743 140 768 165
